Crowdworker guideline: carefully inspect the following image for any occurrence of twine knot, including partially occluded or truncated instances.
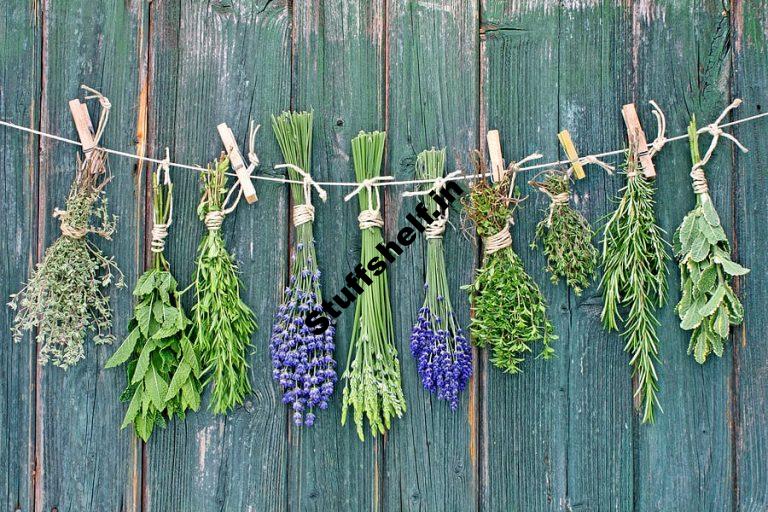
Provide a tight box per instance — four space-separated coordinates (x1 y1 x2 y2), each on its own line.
692 99 749 177
275 163 327 227
577 155 614 174
205 210 224 231
483 224 512 255
53 208 87 239
345 175 393 231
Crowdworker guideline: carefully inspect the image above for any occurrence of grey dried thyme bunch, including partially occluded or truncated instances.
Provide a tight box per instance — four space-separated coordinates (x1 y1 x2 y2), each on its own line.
9 90 124 369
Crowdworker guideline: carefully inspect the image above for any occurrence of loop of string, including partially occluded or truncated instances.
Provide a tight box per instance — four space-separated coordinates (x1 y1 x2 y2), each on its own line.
483 224 512 255
647 100 667 157
80 85 111 154
344 176 394 231
503 152 543 199
222 122 261 213
151 148 173 253
275 163 328 227
692 99 749 174
403 170 463 240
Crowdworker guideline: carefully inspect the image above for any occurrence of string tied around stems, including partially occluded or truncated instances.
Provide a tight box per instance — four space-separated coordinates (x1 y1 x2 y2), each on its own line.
53 208 87 239
483 224 512 255
402 170 463 239
150 148 173 254
275 163 328 227
344 176 395 230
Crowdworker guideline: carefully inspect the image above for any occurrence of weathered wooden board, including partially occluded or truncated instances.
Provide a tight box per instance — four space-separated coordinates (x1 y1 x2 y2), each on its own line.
383 1 479 510
733 1 768 509
144 1 291 511
0 2 40 511
35 1 148 510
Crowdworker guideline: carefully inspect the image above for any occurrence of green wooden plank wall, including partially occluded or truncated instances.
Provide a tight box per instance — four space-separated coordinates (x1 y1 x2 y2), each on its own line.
1 1 766 511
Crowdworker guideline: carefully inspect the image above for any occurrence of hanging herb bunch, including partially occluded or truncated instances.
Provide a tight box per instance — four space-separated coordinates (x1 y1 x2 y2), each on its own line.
105 159 202 441
462 151 556 373
674 116 748 364
341 130 406 441
9 92 124 369
530 170 598 295
600 150 668 423
270 111 337 427
193 156 257 415
408 148 472 410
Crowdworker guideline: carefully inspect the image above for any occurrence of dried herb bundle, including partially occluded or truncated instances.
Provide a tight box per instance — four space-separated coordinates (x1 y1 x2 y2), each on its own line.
674 117 748 364
409 148 472 410
105 165 201 441
341 130 406 440
193 156 256 415
462 152 556 373
531 171 598 295
270 111 337 427
600 151 668 423
9 147 124 369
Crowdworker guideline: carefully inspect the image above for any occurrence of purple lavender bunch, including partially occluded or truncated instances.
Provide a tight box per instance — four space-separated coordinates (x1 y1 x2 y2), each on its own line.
409 149 472 410
270 111 337 426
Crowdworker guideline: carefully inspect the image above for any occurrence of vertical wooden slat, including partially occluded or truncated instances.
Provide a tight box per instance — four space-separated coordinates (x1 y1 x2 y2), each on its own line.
36 1 148 510
732 0 768 508
382 0 479 510
0 1 41 511
557 4 635 511
288 0 385 509
633 2 734 510
144 1 291 510
479 2 567 510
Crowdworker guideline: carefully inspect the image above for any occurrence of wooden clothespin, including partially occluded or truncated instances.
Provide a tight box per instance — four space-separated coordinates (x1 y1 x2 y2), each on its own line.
557 130 585 180
621 103 656 178
217 123 258 204
486 130 505 182
68 98 96 155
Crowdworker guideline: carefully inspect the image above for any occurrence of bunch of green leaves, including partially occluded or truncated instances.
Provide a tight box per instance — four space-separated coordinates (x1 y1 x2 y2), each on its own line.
341 130 406 441
674 117 748 364
462 152 556 373
531 171 598 295
599 150 668 423
193 156 257 415
104 169 201 441
9 150 124 369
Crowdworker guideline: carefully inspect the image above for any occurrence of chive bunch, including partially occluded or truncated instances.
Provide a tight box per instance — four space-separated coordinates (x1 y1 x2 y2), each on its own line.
409 148 472 410
270 111 337 427
193 156 257 415
341 130 406 441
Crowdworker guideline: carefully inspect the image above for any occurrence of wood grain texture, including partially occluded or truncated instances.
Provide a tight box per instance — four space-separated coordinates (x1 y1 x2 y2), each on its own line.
35 1 147 510
287 1 385 509
382 1 479 510
143 1 291 511
732 0 768 509
0 2 41 511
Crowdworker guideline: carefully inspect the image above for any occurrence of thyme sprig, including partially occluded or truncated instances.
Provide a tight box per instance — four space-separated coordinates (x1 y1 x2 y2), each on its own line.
531 171 598 295
674 117 748 364
341 131 406 441
600 151 669 423
193 156 256 415
105 167 201 441
9 149 124 369
462 152 556 373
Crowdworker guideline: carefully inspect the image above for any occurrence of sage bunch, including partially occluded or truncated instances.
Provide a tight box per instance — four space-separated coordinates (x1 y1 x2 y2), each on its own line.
462 152 556 374
193 156 256 415
600 151 668 423
105 164 201 441
341 130 406 441
409 148 472 410
674 117 748 364
531 171 598 295
9 147 124 369
270 111 337 427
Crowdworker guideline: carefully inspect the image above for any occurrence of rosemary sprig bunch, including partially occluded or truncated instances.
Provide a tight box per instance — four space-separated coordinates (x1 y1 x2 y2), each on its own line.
9 149 124 369
531 171 598 295
270 111 337 427
674 117 748 364
600 151 668 423
105 167 201 441
410 148 472 410
462 152 556 373
341 130 406 441
193 156 256 415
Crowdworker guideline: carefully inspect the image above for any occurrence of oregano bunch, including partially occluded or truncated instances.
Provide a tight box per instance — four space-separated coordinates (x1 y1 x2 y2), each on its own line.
462 152 556 373
531 171 598 295
600 150 668 423
674 117 748 364
105 165 202 441
9 148 124 369
341 130 406 441
193 156 257 415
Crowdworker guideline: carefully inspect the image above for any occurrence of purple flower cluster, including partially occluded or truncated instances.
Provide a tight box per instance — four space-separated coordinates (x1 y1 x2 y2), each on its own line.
270 243 337 427
410 301 472 410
